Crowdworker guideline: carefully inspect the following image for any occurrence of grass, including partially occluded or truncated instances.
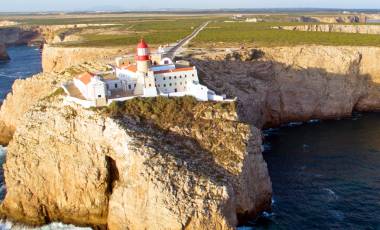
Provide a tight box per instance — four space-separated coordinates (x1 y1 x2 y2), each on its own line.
193 21 380 47
59 18 206 47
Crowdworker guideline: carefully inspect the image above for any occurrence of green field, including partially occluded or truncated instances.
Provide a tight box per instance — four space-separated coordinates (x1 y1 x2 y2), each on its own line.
55 18 208 47
192 21 380 47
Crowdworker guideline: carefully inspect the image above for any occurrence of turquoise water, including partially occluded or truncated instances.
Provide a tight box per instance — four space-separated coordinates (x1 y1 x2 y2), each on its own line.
249 113 380 229
0 46 42 101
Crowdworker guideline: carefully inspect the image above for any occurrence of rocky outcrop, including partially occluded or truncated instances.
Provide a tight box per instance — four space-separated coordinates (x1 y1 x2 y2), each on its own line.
312 15 367 24
0 44 9 61
279 24 380 35
0 72 72 145
1 96 272 229
42 45 123 73
189 45 380 127
0 27 40 46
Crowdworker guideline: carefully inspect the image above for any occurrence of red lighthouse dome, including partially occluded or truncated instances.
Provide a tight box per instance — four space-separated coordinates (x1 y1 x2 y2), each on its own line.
136 39 150 61
137 39 149 48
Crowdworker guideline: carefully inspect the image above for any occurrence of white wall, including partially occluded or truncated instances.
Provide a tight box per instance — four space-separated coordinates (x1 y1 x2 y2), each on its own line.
154 69 198 94
187 82 209 101
87 80 107 100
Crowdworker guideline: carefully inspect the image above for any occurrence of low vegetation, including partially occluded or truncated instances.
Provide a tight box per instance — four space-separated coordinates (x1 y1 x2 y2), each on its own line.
105 96 236 129
55 18 207 47
193 21 380 47
101 96 244 173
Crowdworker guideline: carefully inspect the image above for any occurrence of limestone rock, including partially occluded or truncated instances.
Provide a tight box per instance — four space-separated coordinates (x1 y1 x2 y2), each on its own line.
0 73 70 145
279 24 380 35
42 45 123 73
189 45 380 127
1 97 272 229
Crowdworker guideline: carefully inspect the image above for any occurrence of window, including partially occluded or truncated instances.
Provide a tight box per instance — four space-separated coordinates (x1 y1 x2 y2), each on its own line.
169 83 172 86
174 76 177 79
134 84 136 87
180 76 182 78
175 83 177 86
98 95 102 98
115 83 118 88
128 85 131 90
163 77 166 80
169 77 172 80
164 84 166 87
192 74 195 77
184 75 186 78
158 84 160 87
149 84 152 87
174 89 177 92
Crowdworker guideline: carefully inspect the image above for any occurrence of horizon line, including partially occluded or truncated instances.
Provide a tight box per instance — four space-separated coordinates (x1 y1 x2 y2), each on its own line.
1 7 380 14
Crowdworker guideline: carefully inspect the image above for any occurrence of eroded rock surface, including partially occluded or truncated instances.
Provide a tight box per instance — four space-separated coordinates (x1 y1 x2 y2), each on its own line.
279 24 380 35
1 97 271 229
189 45 380 127
42 45 124 73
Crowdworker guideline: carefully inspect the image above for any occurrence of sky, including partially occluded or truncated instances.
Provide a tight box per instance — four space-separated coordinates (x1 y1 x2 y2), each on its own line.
2 0 380 12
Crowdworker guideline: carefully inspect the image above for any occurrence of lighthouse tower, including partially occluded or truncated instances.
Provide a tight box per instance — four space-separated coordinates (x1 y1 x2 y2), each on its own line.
134 39 157 97
136 39 150 73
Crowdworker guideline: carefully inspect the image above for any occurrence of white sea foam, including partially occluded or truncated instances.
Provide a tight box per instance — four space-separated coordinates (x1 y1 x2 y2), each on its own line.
323 188 339 201
282 122 303 128
0 221 92 230
307 119 320 124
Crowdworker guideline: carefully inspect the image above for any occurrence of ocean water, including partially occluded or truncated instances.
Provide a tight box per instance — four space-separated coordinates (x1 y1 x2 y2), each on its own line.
247 113 380 229
0 46 42 101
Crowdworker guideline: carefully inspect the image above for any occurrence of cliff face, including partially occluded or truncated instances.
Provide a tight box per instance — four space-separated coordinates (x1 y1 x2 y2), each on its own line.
0 73 71 146
42 45 124 73
189 45 380 127
0 44 9 61
0 27 40 46
1 96 272 229
279 24 380 35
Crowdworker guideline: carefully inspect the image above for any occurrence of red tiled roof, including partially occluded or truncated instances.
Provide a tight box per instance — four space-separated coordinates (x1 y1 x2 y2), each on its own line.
154 67 194 74
77 72 94 85
120 64 137 72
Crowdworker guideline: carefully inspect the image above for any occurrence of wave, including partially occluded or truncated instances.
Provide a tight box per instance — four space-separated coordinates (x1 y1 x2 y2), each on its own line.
322 188 339 201
0 221 92 230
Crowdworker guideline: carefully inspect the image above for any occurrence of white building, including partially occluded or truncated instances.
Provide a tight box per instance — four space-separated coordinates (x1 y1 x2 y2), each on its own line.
62 39 227 108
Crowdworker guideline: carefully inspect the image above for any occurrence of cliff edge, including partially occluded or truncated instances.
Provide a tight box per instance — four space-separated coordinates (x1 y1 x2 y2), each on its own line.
0 96 272 229
189 45 380 127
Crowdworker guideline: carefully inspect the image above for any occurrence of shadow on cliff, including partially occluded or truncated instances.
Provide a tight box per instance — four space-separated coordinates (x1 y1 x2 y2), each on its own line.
112 115 270 225
188 54 380 128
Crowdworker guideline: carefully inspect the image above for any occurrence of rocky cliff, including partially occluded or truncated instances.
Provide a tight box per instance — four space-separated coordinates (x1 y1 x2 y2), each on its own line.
188 45 380 127
0 27 40 46
279 24 380 35
1 96 272 229
0 44 9 61
42 45 124 73
1 44 380 229
0 72 71 146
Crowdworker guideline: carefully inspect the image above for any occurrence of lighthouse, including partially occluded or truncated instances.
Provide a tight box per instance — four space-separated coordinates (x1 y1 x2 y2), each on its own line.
133 39 157 97
136 39 150 73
